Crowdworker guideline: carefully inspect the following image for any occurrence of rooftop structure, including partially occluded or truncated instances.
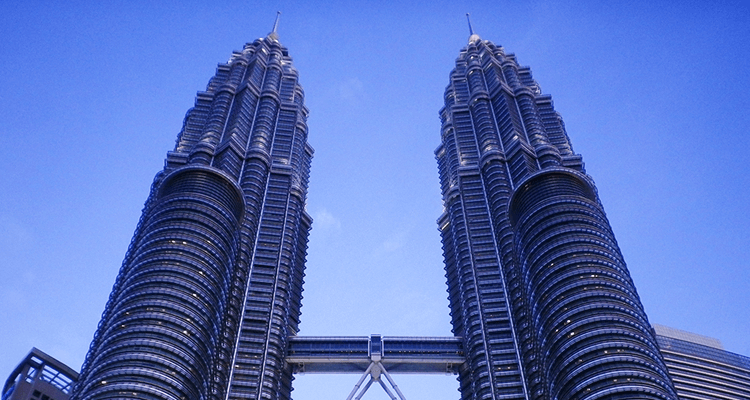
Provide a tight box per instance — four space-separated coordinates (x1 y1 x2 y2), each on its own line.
2 348 78 400
655 325 750 400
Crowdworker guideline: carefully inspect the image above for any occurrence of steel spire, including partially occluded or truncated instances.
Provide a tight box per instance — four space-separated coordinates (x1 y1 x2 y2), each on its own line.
466 13 474 36
466 13 481 43
268 11 281 41
272 11 281 33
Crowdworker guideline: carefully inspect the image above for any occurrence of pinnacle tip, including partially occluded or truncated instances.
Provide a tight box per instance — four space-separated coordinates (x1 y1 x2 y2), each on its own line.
466 13 481 43
466 13 474 36
268 11 281 40
271 11 281 34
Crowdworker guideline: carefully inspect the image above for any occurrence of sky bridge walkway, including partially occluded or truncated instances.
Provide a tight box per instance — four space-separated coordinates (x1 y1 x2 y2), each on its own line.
287 335 465 400
286 335 465 374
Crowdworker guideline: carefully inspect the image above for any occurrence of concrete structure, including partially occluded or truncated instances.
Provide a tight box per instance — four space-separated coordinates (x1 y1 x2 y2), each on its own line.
2 348 78 400
655 325 750 400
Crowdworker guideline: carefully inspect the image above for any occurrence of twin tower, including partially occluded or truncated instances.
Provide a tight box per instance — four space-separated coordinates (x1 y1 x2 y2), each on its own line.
70 24 679 400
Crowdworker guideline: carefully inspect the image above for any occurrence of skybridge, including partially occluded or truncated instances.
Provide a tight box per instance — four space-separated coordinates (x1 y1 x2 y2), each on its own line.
287 335 465 400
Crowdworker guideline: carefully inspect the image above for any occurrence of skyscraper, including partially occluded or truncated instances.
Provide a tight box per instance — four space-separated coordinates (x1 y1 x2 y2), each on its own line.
435 28 679 399
71 22 313 400
67 16 685 400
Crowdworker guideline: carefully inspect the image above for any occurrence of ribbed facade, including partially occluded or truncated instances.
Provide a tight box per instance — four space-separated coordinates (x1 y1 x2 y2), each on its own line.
655 326 750 400
436 34 678 400
71 31 312 400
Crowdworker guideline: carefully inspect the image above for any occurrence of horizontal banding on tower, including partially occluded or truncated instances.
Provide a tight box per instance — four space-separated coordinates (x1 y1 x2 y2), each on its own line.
509 170 674 399
77 166 245 400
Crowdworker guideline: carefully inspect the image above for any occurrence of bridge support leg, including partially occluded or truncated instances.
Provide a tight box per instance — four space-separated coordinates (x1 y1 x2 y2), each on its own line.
346 361 406 400
378 362 406 400
346 363 374 400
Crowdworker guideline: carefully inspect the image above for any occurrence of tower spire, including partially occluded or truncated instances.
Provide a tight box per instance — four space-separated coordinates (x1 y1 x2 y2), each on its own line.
268 11 281 40
466 13 481 43
272 11 281 33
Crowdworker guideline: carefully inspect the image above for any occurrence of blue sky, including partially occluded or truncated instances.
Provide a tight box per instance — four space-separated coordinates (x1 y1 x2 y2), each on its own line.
1 1 749 399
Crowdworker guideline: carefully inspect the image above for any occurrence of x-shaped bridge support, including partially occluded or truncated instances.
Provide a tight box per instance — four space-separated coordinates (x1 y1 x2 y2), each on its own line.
346 354 406 400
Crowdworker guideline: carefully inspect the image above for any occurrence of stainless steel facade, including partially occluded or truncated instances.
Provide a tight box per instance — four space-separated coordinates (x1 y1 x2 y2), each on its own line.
71 30 312 400
67 23 690 400
436 33 679 399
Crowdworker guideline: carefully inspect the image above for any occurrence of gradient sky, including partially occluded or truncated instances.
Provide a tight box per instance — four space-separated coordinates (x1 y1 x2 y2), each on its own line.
1 1 749 399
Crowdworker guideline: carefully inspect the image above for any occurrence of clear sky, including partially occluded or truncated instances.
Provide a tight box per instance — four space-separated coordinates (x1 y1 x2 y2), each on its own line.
1 1 749 399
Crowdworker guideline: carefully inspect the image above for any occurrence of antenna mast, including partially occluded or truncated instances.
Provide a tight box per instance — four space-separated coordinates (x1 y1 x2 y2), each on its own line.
272 11 281 33
466 13 474 36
